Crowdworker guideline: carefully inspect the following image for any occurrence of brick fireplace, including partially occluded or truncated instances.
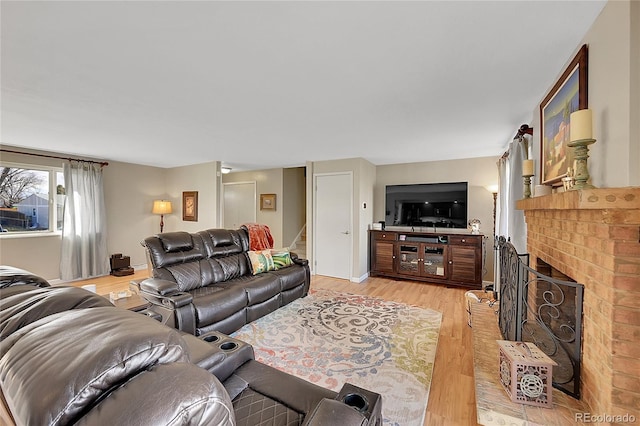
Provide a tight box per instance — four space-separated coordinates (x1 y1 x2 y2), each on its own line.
517 187 640 419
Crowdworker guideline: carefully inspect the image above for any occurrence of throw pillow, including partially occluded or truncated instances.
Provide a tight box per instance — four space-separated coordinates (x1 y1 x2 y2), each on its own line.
271 249 293 270
247 250 275 275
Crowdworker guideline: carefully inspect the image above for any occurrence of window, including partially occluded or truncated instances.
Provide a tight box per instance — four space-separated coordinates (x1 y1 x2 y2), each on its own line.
0 164 65 233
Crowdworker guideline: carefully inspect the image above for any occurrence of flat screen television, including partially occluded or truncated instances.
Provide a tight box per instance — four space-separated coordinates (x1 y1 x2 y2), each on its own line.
385 182 468 228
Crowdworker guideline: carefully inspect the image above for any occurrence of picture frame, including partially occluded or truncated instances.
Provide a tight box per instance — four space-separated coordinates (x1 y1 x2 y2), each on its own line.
260 193 276 211
540 44 588 185
182 191 198 221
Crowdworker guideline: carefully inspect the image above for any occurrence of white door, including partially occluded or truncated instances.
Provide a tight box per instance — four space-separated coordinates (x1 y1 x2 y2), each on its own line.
223 182 256 229
314 173 352 280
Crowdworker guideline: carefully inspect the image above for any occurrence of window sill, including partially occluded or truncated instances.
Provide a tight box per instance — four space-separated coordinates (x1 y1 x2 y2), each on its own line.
0 231 62 240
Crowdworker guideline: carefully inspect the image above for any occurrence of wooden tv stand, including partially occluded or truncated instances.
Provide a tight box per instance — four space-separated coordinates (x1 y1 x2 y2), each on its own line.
369 230 483 289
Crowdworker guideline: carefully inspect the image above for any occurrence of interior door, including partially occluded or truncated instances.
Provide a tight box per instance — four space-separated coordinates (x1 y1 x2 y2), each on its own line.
223 182 256 229
314 172 352 280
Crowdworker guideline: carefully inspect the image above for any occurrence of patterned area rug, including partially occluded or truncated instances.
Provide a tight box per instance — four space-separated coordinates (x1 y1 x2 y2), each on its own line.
231 289 442 426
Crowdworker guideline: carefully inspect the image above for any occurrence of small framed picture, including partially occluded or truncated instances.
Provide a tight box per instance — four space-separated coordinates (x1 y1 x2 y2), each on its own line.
182 191 198 221
260 193 276 211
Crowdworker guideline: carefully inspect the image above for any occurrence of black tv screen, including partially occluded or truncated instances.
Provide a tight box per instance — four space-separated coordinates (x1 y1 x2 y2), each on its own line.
385 182 468 228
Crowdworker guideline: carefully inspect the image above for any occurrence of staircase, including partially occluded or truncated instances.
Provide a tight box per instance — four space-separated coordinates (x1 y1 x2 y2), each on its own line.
290 226 307 259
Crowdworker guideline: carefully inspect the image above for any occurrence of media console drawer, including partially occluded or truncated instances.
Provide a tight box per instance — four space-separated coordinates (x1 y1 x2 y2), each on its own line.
372 232 397 241
448 235 481 247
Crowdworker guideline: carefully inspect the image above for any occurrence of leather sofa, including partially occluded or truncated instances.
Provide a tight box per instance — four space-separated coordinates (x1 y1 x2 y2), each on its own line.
135 227 310 336
0 269 383 426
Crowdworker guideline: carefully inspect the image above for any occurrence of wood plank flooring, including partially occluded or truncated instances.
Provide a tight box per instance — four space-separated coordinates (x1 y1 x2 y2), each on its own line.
70 272 480 426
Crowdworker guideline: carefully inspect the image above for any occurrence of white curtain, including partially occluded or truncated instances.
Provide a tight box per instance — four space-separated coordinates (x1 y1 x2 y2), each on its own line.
494 136 529 292
60 161 109 280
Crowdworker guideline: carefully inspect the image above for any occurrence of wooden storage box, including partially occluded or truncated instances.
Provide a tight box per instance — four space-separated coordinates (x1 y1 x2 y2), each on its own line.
497 340 557 408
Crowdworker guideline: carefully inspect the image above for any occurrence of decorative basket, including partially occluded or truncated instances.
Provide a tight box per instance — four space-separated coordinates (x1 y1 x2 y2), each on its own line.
497 340 557 408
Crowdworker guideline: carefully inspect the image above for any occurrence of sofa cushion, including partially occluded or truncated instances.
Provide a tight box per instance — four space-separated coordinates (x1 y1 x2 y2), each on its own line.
270 249 294 270
199 229 247 257
271 265 307 291
247 250 275 275
233 274 281 305
0 266 50 289
190 283 247 325
145 232 204 270
158 261 212 291
0 307 189 426
160 232 195 252
76 363 236 426
0 286 113 341
208 254 250 283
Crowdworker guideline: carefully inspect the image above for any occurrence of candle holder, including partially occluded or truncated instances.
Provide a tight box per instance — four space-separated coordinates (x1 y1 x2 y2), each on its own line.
523 174 533 198
567 138 596 190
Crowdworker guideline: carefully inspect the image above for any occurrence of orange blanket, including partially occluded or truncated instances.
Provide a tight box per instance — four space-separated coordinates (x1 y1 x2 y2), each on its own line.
242 223 274 250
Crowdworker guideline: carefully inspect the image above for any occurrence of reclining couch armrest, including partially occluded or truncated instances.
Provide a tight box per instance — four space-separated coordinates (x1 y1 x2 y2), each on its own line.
292 256 309 267
302 399 366 426
139 278 180 296
137 278 195 334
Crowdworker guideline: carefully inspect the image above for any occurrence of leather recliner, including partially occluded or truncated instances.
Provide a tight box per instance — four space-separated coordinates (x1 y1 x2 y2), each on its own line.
0 268 383 426
136 228 310 336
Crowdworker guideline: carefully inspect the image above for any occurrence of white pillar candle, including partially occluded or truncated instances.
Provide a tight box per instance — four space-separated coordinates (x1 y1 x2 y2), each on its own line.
570 109 593 141
523 159 534 176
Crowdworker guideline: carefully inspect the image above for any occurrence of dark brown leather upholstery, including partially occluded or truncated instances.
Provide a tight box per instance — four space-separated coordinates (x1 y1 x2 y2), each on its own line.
302 399 368 426
0 265 50 289
0 306 234 426
0 285 113 340
138 227 311 335
76 363 235 426
0 269 382 426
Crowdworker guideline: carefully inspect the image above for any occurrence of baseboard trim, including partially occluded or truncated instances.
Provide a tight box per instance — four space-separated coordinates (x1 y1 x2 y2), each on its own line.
133 263 147 272
351 272 369 283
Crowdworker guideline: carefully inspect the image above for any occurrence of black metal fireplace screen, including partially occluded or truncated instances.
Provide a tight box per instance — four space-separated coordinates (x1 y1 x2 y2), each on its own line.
497 237 584 399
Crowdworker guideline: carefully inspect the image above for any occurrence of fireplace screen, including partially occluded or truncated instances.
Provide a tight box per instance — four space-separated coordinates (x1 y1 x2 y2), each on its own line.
497 237 584 399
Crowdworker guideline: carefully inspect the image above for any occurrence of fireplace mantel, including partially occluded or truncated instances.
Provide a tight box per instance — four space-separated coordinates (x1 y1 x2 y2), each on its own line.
517 186 640 211
515 186 639 420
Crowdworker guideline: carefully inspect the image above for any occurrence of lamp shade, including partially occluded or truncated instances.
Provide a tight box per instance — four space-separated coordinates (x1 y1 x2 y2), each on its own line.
152 200 172 215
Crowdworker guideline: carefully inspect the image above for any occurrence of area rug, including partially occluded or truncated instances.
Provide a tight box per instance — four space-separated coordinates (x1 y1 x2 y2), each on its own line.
231 289 442 426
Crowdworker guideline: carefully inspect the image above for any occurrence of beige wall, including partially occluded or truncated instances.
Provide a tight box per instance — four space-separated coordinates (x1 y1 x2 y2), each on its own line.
376 156 498 282
222 168 284 248
530 0 638 188
165 161 221 234
358 159 376 279
103 161 166 268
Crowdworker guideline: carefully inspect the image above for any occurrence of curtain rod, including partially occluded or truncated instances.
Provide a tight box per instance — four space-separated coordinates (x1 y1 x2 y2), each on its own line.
0 148 109 167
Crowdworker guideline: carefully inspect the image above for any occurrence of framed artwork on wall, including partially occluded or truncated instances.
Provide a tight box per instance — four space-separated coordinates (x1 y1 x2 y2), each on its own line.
540 44 588 185
260 193 276 211
182 191 198 221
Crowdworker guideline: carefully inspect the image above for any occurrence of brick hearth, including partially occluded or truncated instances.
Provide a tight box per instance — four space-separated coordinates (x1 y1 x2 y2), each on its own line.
517 187 640 419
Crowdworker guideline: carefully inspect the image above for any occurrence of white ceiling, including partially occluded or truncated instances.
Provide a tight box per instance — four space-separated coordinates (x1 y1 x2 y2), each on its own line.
1 1 607 171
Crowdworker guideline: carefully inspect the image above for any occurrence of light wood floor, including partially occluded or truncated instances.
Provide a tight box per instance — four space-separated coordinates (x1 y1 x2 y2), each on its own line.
71 272 480 426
